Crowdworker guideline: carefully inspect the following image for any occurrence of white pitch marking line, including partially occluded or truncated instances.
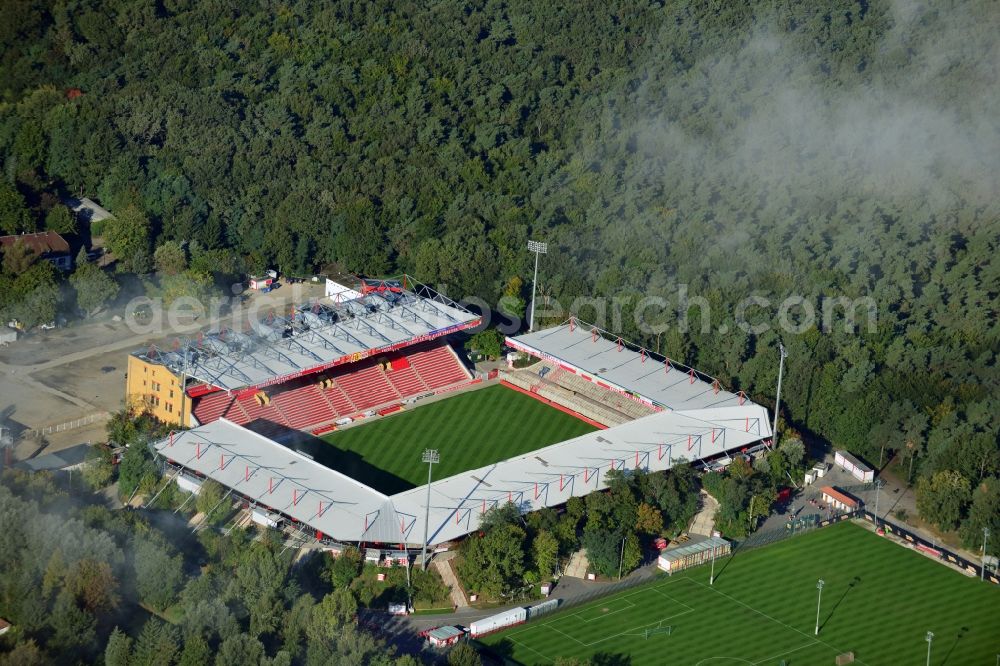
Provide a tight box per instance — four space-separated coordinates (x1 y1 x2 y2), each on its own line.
688 579 871 666
751 641 819 665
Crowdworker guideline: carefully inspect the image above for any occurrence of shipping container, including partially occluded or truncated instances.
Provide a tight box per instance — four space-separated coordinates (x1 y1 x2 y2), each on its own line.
469 607 527 637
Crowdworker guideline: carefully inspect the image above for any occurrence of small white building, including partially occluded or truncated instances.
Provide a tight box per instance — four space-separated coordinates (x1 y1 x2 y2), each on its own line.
657 536 731 574
388 603 409 616
248 276 274 291
364 548 381 565
834 450 873 482
820 486 860 513
67 197 113 224
426 625 464 647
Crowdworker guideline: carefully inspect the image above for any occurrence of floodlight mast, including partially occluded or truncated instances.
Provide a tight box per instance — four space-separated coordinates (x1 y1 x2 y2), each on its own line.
814 579 824 635
709 542 717 586
420 449 440 571
527 240 548 332
926 631 934 666
983 528 991 582
873 477 882 530
771 342 788 449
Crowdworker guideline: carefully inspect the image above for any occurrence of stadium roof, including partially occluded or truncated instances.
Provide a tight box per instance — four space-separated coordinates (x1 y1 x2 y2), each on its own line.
395 400 771 544
507 320 758 411
135 277 480 393
153 394 772 545
154 419 409 543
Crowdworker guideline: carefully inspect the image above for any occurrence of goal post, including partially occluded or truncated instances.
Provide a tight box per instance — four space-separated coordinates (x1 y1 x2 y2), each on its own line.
644 625 672 639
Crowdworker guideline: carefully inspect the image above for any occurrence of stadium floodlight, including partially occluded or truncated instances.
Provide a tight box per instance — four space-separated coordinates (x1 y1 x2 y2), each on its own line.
984 528 991 582
709 541 718 586
618 536 626 580
873 477 882 529
771 342 788 449
420 449 440 571
527 240 548 332
814 579 825 635
926 631 934 666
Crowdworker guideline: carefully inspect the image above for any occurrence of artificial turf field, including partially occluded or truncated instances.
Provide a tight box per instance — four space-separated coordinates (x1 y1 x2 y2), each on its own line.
318 385 596 494
481 521 1000 665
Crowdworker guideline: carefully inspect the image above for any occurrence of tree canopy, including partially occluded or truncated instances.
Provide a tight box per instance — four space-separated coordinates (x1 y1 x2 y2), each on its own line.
0 0 996 591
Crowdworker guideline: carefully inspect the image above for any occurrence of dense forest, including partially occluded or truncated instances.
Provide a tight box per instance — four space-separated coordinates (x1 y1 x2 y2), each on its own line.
1 0 997 606
0 470 447 666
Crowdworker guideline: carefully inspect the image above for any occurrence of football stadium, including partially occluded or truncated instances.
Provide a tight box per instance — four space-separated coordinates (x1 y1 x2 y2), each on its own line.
131 275 772 548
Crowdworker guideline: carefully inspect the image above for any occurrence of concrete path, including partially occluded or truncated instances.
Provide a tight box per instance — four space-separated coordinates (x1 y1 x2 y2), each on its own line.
432 552 468 608
688 490 719 536
563 548 591 578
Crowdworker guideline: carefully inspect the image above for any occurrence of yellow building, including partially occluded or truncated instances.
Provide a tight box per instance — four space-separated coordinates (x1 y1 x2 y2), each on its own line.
125 353 192 427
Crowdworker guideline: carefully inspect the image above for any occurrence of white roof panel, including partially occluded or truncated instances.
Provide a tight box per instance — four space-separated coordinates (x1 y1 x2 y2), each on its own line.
508 322 758 411
136 279 480 392
154 398 771 545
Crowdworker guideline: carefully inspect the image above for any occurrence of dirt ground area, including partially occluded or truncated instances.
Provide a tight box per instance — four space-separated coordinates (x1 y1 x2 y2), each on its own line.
1 280 329 462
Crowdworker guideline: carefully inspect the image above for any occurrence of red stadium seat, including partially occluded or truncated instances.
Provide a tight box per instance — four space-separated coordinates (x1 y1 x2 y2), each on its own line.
191 343 472 432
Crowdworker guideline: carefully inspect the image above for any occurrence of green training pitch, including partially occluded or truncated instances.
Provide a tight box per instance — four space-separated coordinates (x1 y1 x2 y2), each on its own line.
317 385 596 494
480 521 1000 665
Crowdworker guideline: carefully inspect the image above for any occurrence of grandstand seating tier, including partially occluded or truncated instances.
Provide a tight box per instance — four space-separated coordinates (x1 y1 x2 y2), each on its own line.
409 345 470 387
190 342 471 433
333 365 399 411
385 366 427 396
501 361 656 427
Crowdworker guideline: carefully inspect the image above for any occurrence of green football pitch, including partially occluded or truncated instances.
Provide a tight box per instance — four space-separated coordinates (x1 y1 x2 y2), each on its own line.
481 521 1000 665
316 385 596 494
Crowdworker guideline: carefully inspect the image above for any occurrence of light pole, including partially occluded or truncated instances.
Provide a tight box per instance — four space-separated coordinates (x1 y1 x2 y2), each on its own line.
618 536 626 580
926 631 934 666
814 579 825 635
873 477 881 529
527 240 548 331
771 342 787 449
983 528 991 582
420 449 440 571
710 542 717 586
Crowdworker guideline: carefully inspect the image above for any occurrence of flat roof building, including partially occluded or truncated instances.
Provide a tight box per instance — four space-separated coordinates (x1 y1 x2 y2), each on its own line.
821 486 860 513
657 536 730 574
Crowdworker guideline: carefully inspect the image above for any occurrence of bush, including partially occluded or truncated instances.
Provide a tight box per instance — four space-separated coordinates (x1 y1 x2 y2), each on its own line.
83 446 115 490
194 479 229 524
328 547 362 588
